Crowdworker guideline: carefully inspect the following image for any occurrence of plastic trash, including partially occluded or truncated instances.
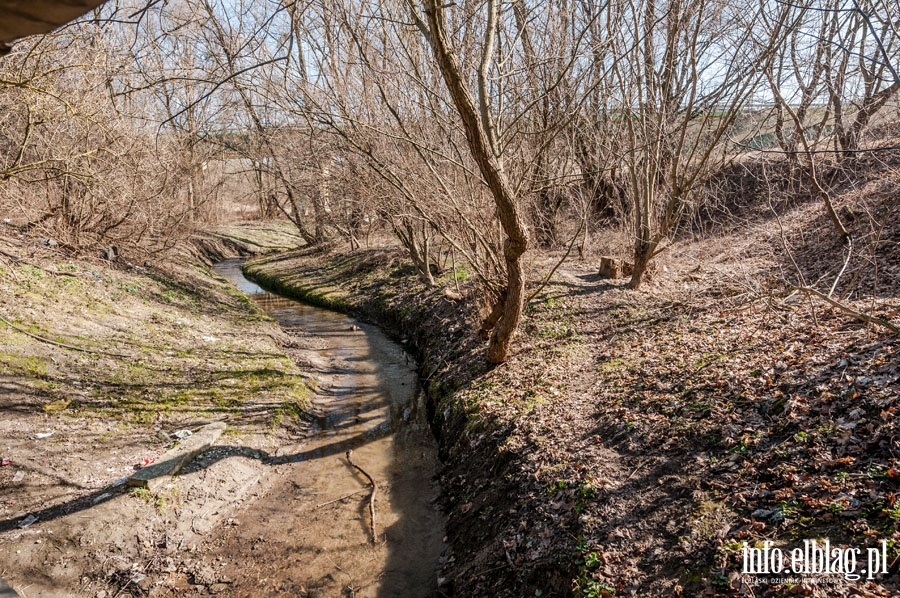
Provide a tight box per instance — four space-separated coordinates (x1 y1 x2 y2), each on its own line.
0 457 9 466
35 431 54 439
18 514 37 528
173 430 193 440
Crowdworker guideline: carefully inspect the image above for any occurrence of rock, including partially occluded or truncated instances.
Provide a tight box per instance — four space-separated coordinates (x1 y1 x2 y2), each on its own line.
161 558 176 573
192 565 217 586
131 572 149 590
209 583 229 594
128 422 225 491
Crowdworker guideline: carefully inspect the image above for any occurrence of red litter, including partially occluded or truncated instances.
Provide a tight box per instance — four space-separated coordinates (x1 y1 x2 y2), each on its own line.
1 458 10 467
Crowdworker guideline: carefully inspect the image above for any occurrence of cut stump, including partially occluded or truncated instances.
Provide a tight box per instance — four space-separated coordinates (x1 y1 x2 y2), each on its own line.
598 257 633 279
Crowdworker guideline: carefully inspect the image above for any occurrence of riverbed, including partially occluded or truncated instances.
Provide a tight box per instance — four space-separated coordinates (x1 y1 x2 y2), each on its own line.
210 259 444 597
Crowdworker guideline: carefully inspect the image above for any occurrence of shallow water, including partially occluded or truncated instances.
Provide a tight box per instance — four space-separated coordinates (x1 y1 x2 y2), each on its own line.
211 259 444 597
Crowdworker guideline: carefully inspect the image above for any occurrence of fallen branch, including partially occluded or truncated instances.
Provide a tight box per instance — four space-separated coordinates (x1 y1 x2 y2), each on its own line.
345 450 378 543
791 286 899 334
0 248 78 278
315 488 366 508
0 313 131 358
0 248 23 263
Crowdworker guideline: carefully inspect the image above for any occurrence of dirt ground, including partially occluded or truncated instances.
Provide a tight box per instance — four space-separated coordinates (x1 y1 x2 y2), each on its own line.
0 225 335 596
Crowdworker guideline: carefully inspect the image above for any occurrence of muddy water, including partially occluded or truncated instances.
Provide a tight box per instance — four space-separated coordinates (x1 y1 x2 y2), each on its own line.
211 259 444 597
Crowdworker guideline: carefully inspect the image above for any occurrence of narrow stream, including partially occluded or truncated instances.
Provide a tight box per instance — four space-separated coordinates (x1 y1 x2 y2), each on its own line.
211 259 444 597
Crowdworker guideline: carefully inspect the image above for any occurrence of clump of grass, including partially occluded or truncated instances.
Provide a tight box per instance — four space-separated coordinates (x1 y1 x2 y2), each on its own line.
129 485 181 513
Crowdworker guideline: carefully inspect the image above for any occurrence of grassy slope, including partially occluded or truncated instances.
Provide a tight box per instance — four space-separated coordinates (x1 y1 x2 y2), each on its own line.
0 223 309 533
245 189 900 598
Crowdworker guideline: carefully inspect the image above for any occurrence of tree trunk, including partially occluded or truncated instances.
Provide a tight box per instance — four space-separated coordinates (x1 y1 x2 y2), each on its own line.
628 181 654 289
628 242 651 290
423 0 529 364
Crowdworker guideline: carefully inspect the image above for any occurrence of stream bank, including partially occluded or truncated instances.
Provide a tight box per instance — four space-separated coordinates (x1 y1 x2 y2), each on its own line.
243 247 586 597
243 224 900 598
0 227 315 597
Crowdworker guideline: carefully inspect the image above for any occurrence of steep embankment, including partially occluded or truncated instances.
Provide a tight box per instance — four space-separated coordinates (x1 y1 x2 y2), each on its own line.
246 203 899 598
0 222 311 596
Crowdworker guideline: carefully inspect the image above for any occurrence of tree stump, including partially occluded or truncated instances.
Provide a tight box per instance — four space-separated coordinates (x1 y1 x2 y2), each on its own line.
599 257 634 279
598 257 619 279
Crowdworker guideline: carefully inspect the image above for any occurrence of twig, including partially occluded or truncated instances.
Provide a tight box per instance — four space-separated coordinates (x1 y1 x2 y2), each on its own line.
345 450 378 543
828 235 853 298
624 457 653 483
315 489 366 508
0 248 79 278
790 286 899 333
111 556 156 598
0 313 131 358
0 248 23 263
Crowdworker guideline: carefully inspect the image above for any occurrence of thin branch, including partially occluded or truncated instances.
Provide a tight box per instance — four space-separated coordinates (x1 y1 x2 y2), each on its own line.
345 450 379 543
